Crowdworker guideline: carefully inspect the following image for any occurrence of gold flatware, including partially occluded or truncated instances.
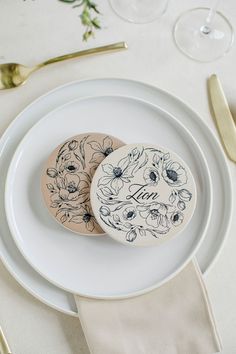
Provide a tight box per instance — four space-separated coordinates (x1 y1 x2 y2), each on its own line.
0 42 128 90
0 327 12 354
208 74 236 163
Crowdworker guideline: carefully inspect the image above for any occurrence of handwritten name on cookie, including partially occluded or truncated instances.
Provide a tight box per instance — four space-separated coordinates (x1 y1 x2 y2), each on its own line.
126 184 159 204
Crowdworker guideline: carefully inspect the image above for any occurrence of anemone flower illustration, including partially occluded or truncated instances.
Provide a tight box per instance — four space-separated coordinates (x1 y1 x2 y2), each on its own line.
137 202 172 233
143 167 160 186
88 136 115 163
123 207 137 221
51 174 89 206
69 205 97 232
98 155 136 194
171 211 184 226
64 161 80 174
162 161 187 187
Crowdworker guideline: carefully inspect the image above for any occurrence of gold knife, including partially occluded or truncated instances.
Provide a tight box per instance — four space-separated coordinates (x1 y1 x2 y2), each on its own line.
208 74 236 163
0 327 12 354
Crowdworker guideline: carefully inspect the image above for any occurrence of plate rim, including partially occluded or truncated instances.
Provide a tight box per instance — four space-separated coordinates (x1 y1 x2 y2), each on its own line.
5 93 213 299
0 77 232 313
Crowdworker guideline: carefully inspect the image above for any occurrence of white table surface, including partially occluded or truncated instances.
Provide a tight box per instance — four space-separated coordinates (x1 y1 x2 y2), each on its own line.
0 0 236 353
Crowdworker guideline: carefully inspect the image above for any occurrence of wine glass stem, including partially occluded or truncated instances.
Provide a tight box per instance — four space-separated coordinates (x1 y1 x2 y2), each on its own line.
201 0 220 34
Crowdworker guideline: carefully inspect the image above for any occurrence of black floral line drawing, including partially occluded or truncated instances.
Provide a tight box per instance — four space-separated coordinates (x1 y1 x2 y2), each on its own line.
98 147 148 194
88 135 115 163
168 188 192 211
69 204 98 232
45 135 116 231
96 146 192 242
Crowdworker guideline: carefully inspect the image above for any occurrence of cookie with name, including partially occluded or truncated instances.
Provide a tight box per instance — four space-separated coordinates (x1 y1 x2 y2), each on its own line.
90 143 197 246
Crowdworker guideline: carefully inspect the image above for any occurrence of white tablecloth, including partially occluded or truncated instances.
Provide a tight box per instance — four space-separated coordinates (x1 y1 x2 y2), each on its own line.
0 0 235 353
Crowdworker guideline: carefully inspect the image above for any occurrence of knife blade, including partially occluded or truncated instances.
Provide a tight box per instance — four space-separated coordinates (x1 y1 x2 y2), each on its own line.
0 327 12 354
208 74 236 163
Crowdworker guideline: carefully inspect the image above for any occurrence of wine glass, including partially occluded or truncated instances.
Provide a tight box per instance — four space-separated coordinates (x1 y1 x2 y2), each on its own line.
173 0 234 62
109 0 169 24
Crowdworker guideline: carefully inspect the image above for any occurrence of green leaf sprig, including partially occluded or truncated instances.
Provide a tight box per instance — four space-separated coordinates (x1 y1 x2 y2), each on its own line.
59 0 101 41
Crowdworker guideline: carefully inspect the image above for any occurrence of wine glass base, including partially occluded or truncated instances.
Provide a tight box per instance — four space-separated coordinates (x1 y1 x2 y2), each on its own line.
174 7 234 62
109 0 168 24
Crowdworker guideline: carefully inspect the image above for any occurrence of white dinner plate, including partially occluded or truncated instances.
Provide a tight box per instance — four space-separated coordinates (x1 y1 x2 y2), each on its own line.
0 79 232 314
5 95 211 298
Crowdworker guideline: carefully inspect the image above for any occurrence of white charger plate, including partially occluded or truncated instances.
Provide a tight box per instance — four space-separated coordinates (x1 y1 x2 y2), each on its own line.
0 78 232 314
5 95 211 298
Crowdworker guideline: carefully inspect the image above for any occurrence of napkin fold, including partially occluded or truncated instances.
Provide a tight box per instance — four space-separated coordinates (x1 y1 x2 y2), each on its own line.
74 260 222 354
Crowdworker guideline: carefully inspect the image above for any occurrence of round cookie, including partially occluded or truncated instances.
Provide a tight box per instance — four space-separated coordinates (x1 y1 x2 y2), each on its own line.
41 133 124 235
90 143 197 246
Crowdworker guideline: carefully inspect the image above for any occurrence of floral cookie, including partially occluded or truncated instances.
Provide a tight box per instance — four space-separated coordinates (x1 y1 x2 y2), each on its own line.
90 144 197 246
41 133 124 235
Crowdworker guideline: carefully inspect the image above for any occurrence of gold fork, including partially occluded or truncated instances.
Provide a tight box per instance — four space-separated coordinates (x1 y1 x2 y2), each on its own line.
0 42 127 90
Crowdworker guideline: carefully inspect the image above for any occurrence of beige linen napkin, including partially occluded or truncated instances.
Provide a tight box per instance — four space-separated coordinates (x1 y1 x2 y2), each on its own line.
74 260 222 354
